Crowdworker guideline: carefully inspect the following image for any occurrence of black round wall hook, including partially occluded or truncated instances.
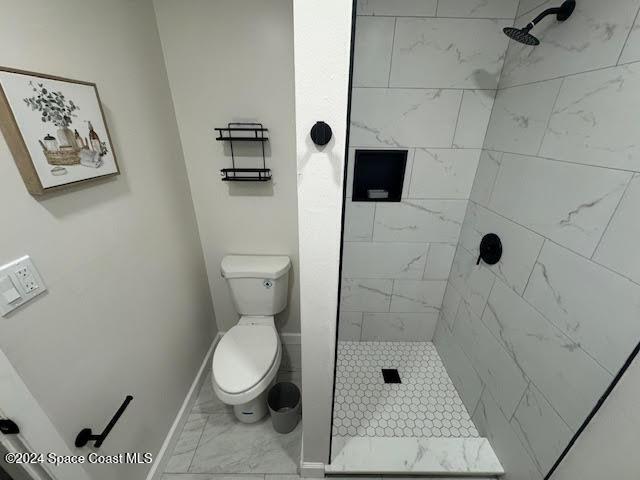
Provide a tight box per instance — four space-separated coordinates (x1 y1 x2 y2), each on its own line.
477 233 502 265
310 121 332 146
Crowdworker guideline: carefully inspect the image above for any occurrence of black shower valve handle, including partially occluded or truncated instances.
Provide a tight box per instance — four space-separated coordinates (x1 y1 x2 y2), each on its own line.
477 233 503 266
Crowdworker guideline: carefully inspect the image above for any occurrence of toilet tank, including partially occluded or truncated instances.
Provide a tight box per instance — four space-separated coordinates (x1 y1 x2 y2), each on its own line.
221 255 291 315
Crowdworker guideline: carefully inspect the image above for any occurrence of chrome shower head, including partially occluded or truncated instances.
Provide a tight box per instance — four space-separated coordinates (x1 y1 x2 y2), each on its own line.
504 0 575 46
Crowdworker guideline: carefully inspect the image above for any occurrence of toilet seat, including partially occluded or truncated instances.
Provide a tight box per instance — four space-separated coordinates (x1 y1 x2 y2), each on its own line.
212 318 281 405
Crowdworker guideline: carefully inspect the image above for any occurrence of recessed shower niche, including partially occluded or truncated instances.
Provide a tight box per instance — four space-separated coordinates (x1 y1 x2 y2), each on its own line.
352 149 407 202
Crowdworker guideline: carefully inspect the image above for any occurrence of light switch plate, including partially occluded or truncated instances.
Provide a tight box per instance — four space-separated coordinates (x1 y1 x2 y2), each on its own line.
0 276 20 304
0 256 47 317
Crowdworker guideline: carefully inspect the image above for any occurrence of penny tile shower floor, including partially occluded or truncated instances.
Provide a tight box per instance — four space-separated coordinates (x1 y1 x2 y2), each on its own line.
332 341 479 439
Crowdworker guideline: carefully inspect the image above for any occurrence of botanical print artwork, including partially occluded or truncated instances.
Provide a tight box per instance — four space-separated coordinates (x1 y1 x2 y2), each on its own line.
23 80 108 168
0 69 118 191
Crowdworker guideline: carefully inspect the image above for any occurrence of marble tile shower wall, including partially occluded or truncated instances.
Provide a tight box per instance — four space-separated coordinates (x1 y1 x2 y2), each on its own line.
339 0 516 342
433 1 640 479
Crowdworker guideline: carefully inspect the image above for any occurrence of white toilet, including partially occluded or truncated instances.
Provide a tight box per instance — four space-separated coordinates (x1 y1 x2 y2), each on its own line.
212 254 291 423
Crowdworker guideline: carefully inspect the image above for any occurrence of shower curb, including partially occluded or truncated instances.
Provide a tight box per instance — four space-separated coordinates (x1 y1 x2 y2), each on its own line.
326 436 504 476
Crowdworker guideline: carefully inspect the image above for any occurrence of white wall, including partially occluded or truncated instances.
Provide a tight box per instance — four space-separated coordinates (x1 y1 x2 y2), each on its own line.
153 0 301 338
551 353 640 479
293 0 353 471
338 1 514 342
434 0 640 479
0 1 214 479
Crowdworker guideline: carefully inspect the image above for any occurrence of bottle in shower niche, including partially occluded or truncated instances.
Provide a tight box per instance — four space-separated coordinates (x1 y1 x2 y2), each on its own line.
88 121 101 152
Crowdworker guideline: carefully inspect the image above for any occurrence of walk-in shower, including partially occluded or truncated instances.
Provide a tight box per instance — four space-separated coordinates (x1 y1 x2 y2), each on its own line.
332 0 640 477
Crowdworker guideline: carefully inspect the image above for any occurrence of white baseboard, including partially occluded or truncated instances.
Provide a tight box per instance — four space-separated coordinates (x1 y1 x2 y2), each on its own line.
281 332 301 344
300 461 326 478
146 333 221 480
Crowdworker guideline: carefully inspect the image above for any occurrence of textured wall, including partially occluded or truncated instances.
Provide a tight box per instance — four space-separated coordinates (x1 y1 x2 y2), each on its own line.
551 350 640 479
293 0 354 468
434 0 640 478
153 0 301 338
339 0 515 342
0 1 214 479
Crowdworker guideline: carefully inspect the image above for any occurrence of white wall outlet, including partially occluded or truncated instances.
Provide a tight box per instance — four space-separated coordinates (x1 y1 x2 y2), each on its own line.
0 256 47 317
15 266 39 293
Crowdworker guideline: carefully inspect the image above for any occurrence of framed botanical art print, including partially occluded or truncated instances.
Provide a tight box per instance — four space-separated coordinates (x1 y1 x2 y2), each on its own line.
0 67 119 195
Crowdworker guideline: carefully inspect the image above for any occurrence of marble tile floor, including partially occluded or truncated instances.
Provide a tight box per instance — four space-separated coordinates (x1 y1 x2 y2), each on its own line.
163 371 302 478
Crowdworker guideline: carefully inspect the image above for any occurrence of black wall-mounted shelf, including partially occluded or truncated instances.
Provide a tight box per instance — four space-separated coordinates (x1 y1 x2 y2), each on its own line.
215 126 268 142
215 123 271 182
216 136 268 142
221 168 272 182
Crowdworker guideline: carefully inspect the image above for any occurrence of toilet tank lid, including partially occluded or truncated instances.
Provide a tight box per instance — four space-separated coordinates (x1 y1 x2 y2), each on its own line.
221 255 291 279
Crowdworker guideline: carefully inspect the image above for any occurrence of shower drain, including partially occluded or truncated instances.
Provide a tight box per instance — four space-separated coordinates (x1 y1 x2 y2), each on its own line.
381 368 401 384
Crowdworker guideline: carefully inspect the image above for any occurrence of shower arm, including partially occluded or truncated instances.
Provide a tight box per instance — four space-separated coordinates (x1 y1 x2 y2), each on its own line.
522 0 575 31
524 7 563 30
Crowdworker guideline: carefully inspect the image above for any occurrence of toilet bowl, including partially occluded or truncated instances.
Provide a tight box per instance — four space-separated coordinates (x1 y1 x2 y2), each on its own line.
212 316 282 423
211 255 291 423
